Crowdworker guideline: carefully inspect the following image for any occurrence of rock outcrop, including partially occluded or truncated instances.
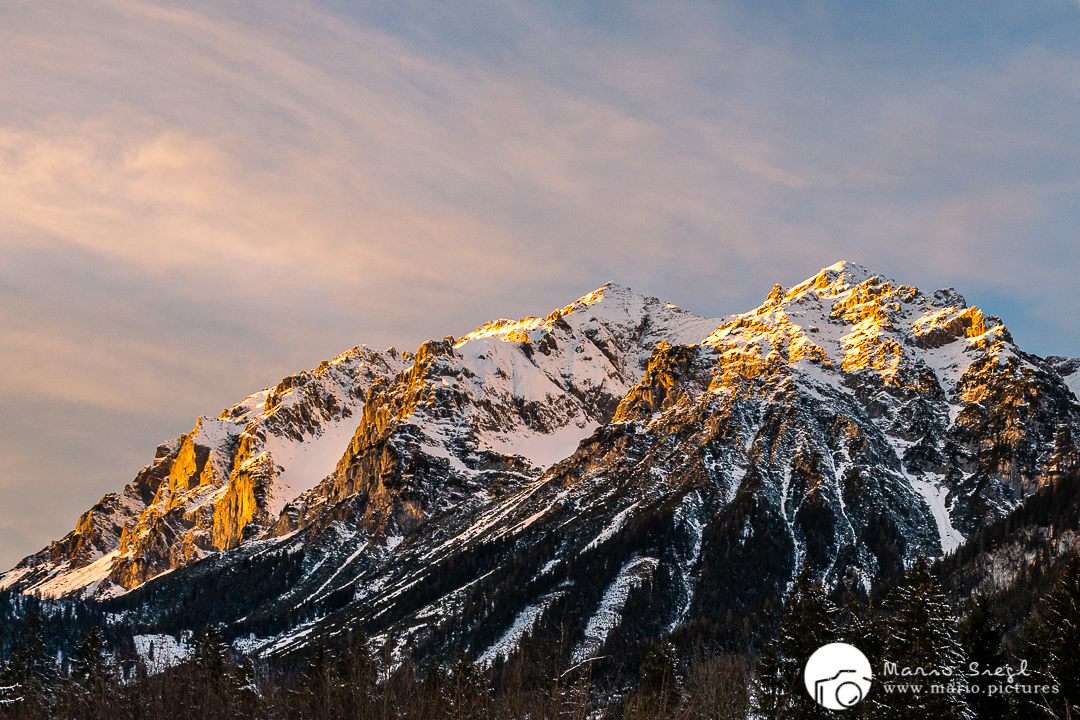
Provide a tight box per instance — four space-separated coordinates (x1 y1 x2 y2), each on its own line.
4 263 1080 672
1 346 409 597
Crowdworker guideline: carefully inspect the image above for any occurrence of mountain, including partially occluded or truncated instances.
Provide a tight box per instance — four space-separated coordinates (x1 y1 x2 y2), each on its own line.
3 262 1079 670
0 284 717 600
0 347 411 598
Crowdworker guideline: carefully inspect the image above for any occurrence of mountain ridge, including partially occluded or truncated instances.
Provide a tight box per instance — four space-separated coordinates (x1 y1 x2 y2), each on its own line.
3 261 1080 674
1 282 719 599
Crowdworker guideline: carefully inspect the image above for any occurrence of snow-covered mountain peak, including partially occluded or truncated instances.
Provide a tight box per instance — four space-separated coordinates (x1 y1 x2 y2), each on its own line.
701 263 1014 391
0 345 410 599
559 280 629 310
271 284 725 540
799 260 877 294
458 283 630 346
598 267 1080 608
459 282 712 349
9 267 1078 627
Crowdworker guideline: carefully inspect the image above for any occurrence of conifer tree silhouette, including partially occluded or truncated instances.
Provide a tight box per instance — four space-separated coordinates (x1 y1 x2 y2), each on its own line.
639 639 679 711
753 563 838 719
960 593 1008 720
878 557 972 720
0 609 56 716
1021 554 1080 719
66 626 116 720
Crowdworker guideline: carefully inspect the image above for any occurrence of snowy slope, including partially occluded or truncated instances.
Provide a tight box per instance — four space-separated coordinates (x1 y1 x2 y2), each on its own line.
272 283 723 539
232 263 1080 667
448 282 721 466
1048 356 1080 402
7 264 1080 674
1 346 409 598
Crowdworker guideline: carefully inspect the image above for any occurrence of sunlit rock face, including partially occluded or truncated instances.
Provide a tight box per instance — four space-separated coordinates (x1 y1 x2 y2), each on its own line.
269 283 720 540
0 347 410 598
695 262 1080 532
580 263 1080 596
3 262 1079 668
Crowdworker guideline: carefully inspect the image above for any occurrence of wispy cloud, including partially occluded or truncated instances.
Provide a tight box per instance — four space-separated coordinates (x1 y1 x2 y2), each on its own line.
2 0 1079 567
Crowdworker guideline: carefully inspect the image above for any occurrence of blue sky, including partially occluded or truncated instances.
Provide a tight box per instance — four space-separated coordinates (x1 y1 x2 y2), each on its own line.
1 0 1079 569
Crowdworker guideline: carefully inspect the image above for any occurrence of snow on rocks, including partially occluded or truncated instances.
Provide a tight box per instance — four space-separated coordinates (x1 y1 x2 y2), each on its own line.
571 556 659 664
477 591 566 667
909 475 966 555
134 634 191 672
581 501 640 554
668 491 705 630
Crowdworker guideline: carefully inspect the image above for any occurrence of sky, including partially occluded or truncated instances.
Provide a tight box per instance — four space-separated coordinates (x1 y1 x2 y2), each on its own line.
2 0 1079 570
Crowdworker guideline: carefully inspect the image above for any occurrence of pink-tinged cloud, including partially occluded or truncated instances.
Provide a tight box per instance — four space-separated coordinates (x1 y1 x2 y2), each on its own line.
1 0 1079 568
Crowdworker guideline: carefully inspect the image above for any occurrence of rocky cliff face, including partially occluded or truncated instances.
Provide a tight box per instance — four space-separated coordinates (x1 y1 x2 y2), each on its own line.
4 263 1080 671
0 346 409 598
0 285 716 600
270 284 720 539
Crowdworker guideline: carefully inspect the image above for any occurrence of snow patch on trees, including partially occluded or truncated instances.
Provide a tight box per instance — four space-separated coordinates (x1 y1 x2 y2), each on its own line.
134 634 191 672
910 476 965 555
477 591 566 666
571 556 659 664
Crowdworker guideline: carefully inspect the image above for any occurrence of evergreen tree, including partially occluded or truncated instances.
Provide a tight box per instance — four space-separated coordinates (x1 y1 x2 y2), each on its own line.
836 594 885 720
0 609 56 715
192 626 229 680
67 625 117 720
754 628 785 719
418 662 451 718
336 629 377 713
189 626 236 717
0 662 22 711
448 651 488 719
293 635 335 719
231 654 259 716
960 594 1008 720
639 639 679 711
336 629 375 684
1021 554 1080 719
753 564 839 719
131 656 151 718
878 557 972 720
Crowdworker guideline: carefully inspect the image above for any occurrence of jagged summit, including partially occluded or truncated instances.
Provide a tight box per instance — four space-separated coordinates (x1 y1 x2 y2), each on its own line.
704 261 1010 391
0 282 718 599
3 265 1079 673
792 259 877 293
266 283 721 541
768 261 968 308
460 281 705 345
762 260 966 308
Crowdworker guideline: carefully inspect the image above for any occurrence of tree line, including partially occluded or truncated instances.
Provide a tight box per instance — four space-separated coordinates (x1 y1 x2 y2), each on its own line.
4 461 1079 720
0 612 754 720
3 551 1075 719
755 555 1080 719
